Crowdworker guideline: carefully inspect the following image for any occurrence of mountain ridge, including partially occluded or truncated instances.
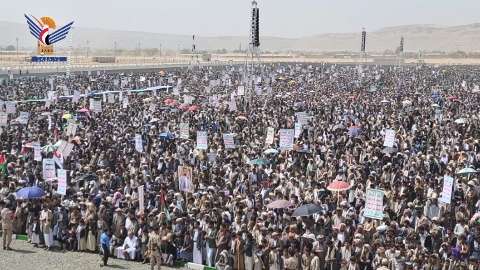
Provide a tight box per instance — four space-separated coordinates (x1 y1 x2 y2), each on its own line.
1 21 479 52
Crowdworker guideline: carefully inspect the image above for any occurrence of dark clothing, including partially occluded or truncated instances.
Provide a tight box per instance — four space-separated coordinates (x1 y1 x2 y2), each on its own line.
102 244 110 266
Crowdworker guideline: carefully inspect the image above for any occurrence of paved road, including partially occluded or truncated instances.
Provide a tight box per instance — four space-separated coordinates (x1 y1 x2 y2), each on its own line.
0 239 178 270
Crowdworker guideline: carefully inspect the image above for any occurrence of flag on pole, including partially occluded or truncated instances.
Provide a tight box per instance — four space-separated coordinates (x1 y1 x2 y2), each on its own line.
19 146 26 161
160 193 170 222
0 154 5 178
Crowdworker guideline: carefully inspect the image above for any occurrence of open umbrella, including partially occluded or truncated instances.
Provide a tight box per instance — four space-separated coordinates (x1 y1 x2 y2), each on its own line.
178 104 188 110
431 103 440 107
236 115 247 120
327 181 351 192
381 147 398 154
16 186 46 199
37 116 46 121
62 113 73 119
188 105 199 111
264 149 279 154
291 204 324 217
267 199 293 209
448 95 457 100
164 98 173 104
159 132 174 139
41 144 56 153
347 129 362 136
77 108 90 113
249 158 268 165
348 126 361 130
457 168 477 175
431 94 441 98
10 121 21 127
332 124 345 131
454 118 466 124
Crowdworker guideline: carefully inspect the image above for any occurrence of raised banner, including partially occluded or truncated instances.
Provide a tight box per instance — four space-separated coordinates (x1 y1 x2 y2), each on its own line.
296 112 308 125
135 134 143 152
279 129 294 149
383 129 395 147
223 134 235 149
265 127 274 144
196 131 208 149
56 169 67 195
441 175 454 204
33 142 42 161
42 158 56 180
294 123 302 138
179 123 189 139
364 189 384 220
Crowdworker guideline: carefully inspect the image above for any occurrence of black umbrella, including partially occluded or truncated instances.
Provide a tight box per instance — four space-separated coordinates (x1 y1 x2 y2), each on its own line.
37 116 46 121
10 121 21 127
291 204 324 217
118 113 128 117
381 147 398 154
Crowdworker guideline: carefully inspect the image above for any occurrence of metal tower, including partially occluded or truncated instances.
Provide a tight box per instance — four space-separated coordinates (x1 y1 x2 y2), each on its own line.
189 35 196 69
357 27 367 74
244 0 262 103
396 35 404 71
66 27 74 77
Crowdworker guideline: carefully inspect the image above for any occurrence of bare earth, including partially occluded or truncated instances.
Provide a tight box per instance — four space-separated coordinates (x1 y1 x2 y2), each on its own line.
0 239 178 270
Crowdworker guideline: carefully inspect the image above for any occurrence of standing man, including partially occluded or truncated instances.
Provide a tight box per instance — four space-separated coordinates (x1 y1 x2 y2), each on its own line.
1 203 14 250
100 228 111 267
204 221 217 267
149 226 162 270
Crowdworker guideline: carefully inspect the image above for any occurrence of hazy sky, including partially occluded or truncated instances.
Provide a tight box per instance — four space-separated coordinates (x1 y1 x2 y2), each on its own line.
3 0 477 38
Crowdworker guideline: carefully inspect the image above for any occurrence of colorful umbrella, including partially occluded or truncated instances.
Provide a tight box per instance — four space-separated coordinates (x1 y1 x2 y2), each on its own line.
62 113 73 119
267 199 293 209
77 108 90 113
164 99 173 104
188 105 199 111
16 187 46 199
327 181 351 192
249 159 268 165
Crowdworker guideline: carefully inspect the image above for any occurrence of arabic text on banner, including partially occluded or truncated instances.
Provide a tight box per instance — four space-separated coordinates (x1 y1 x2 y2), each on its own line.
179 123 189 139
42 158 56 180
296 112 308 125
135 134 143 152
265 127 274 144
279 129 294 149
223 134 235 149
34 142 42 161
383 129 395 147
364 189 384 220
196 131 208 149
441 175 454 203
57 169 67 195
294 123 302 138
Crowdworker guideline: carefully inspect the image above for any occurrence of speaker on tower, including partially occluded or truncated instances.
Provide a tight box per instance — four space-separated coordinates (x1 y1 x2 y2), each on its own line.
361 27 366 52
400 35 404 52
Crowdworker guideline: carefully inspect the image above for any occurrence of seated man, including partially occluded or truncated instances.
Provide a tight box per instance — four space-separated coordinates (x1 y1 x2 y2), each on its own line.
160 237 177 266
117 231 138 260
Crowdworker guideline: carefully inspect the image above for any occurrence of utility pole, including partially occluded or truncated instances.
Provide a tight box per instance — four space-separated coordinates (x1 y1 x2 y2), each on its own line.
16 38 19 60
138 43 141 59
114 42 117 58
86 40 89 58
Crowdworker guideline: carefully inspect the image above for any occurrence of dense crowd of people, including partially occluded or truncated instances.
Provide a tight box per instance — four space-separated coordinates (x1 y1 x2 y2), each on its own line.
1 63 480 270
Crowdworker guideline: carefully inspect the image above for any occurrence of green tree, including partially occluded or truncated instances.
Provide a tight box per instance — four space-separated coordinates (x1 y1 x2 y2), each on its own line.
5 45 15 51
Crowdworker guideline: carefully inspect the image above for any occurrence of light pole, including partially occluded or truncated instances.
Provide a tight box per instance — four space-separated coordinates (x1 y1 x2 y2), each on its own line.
16 38 18 60
177 44 180 62
159 44 162 59
114 42 117 58
86 40 89 58
138 43 141 59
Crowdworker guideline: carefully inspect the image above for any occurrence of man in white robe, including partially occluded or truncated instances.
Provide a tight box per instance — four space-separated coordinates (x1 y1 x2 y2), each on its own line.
193 221 203 264
117 231 138 260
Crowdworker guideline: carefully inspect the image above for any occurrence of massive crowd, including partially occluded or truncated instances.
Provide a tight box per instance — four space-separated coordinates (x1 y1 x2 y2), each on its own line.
0 63 479 270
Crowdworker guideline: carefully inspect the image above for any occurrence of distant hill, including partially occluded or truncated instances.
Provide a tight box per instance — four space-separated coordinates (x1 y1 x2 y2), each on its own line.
1 21 479 52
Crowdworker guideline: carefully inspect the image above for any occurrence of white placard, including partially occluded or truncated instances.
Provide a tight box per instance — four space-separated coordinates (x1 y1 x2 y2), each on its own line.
196 131 208 149
19 111 29 125
223 134 235 149
33 142 42 161
5 103 15 114
294 123 302 138
279 129 294 149
179 123 189 139
364 189 384 220
42 158 56 180
237 85 245 96
57 169 67 195
441 175 454 204
266 127 274 144
383 129 396 147
296 112 308 125
135 134 143 152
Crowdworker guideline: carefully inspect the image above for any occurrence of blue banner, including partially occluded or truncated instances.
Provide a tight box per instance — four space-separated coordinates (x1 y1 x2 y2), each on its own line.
31 56 68 62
